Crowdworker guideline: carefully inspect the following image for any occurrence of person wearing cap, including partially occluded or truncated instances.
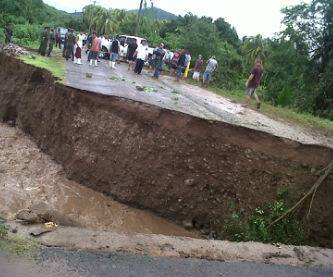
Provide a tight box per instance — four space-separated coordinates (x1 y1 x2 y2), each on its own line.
202 56 218 87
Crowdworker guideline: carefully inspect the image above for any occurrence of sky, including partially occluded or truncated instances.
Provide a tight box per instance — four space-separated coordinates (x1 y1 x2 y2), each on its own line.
43 0 309 38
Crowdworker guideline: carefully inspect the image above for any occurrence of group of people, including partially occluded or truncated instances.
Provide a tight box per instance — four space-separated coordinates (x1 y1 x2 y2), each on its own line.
35 27 263 108
37 27 86 65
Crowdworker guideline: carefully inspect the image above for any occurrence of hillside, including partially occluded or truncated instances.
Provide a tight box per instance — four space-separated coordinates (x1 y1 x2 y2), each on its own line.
130 7 177 20
0 0 74 25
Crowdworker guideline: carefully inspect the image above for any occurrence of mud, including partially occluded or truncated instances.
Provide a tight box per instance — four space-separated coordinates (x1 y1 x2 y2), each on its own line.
0 54 333 247
0 123 194 237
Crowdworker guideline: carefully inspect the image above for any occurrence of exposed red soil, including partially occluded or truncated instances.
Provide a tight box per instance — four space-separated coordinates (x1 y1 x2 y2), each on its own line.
0 54 332 247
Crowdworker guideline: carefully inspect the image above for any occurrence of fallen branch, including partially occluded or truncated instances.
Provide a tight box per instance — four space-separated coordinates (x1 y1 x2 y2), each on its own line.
268 161 333 228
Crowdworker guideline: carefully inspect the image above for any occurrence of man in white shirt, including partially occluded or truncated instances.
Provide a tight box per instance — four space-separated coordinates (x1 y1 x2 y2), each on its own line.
134 41 148 75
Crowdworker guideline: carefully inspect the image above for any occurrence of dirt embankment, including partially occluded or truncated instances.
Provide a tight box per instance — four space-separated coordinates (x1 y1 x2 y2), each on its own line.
0 54 332 247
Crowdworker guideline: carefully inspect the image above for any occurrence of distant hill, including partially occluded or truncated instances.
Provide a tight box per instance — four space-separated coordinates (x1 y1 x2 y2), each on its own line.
70 12 83 17
130 7 177 20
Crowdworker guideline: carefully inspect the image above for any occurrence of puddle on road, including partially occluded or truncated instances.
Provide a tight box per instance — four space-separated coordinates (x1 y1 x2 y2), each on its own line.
0 124 195 238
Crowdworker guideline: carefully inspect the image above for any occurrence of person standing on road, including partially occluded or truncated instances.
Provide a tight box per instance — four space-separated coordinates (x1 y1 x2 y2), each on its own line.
134 40 148 75
39 27 49 56
245 58 264 109
74 34 83 65
89 32 101 67
183 52 192 79
127 40 138 71
176 49 187 82
109 36 120 69
192 54 203 82
170 49 181 76
55 28 61 49
153 43 166 79
4 23 13 44
65 29 76 61
62 30 68 57
47 28 55 57
202 56 218 87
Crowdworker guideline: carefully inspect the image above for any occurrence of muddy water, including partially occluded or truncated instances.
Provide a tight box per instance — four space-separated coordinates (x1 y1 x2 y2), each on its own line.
0 124 195 237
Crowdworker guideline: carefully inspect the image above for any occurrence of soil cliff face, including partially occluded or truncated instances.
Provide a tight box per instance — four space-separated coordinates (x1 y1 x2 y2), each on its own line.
0 54 332 247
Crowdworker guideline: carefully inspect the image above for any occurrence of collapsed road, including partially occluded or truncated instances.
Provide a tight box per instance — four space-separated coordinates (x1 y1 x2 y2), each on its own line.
0 53 332 248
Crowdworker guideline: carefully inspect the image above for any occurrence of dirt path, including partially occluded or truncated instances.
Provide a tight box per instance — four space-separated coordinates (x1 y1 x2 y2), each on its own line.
0 123 195 237
65 57 333 148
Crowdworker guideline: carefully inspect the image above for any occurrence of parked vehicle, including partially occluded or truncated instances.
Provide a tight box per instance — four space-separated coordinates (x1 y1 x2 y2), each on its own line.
99 35 149 60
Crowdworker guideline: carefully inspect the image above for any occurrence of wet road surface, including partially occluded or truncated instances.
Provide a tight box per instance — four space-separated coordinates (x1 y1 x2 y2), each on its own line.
65 56 333 148
1 248 332 277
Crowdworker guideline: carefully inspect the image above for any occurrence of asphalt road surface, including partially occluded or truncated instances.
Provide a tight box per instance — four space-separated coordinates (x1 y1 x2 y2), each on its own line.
1 248 333 277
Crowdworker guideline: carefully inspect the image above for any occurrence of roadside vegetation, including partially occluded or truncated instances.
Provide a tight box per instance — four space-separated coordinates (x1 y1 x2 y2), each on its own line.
19 50 66 82
0 218 39 258
225 190 306 245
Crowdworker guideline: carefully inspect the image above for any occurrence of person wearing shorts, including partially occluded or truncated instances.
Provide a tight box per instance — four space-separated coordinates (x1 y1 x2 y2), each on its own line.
202 56 218 87
192 54 203 82
245 58 264 109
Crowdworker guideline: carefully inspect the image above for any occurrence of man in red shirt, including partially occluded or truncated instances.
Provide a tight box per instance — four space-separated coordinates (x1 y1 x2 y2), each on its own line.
245 58 264 109
89 32 101 67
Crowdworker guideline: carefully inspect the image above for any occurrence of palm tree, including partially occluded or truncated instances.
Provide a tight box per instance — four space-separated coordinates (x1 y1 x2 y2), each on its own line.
135 0 144 35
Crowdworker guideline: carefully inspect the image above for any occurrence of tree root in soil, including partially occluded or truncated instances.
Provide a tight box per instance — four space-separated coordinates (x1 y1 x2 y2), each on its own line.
268 161 333 228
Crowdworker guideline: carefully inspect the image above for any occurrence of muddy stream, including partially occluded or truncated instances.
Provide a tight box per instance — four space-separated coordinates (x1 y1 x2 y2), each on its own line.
0 123 195 237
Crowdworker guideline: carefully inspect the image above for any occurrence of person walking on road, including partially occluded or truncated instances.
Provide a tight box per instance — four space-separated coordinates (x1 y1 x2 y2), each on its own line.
4 23 13 44
109 37 120 69
65 29 76 61
192 54 203 82
47 28 55 57
127 40 138 71
245 58 264 109
202 56 218 87
134 40 148 75
153 43 166 79
89 32 101 67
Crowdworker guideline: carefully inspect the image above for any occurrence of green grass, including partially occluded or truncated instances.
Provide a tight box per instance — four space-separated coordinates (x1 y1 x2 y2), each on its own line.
0 219 39 258
210 87 333 134
0 238 39 258
19 51 66 82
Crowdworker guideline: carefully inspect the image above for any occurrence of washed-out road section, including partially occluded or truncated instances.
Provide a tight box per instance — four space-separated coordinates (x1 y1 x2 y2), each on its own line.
66 57 333 149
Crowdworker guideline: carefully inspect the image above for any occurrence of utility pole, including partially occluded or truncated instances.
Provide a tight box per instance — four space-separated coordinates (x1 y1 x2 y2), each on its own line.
135 0 144 35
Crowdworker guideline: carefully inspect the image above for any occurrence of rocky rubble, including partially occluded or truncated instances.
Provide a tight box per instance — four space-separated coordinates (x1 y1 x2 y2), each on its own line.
0 43 28 57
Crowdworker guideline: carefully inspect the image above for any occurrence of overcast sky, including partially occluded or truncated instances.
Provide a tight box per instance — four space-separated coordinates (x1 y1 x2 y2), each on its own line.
43 0 308 38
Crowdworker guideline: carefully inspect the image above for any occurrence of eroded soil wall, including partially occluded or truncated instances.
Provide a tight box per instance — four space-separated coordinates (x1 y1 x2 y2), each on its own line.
0 54 332 247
